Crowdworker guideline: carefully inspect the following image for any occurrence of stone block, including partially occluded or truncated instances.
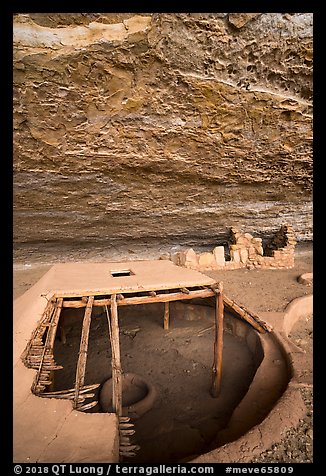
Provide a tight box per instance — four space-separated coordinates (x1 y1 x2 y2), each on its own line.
184 248 198 268
273 250 283 259
246 263 256 270
260 257 273 266
198 252 216 268
255 255 265 265
225 261 243 269
254 245 264 256
244 232 253 241
236 235 250 246
179 248 198 267
213 246 225 266
252 242 264 255
230 248 241 263
240 248 249 264
178 251 186 266
230 244 241 251
229 227 241 243
170 253 180 265
248 246 257 258
251 238 262 244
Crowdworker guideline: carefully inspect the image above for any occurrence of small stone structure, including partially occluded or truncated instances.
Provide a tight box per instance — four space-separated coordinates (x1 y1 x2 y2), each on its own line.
297 273 313 286
170 225 296 271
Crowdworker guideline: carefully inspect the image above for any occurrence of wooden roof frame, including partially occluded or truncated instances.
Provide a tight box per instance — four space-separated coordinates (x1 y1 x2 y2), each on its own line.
21 260 268 460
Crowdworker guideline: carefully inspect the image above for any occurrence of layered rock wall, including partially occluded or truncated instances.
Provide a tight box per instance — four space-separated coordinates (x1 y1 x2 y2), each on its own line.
13 13 313 258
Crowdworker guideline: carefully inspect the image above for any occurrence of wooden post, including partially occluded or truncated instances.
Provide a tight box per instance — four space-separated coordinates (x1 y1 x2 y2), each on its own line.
59 314 66 344
110 294 123 417
74 296 94 408
211 282 224 398
164 301 170 330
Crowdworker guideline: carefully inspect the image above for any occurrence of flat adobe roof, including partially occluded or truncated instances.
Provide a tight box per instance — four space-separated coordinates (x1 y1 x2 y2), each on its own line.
49 259 217 297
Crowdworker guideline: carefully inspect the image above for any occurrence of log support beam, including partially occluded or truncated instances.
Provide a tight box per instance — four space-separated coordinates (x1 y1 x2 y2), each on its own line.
61 288 215 309
164 302 170 330
73 296 94 409
211 283 224 398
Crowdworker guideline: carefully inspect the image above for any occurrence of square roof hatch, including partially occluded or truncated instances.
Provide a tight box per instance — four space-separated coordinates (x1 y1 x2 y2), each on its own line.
110 269 135 278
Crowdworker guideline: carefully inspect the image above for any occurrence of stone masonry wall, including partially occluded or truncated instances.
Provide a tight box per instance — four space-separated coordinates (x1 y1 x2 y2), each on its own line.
170 224 297 270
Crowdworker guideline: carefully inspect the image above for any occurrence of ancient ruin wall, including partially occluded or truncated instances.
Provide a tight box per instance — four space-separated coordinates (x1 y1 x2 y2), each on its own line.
171 224 297 270
13 13 313 255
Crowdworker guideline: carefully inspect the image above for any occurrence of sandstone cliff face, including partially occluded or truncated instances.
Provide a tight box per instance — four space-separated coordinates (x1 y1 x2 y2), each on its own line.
13 13 313 261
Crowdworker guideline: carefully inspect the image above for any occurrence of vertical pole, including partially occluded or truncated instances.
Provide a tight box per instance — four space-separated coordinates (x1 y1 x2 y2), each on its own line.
74 296 94 408
60 314 66 344
211 282 224 398
110 294 123 417
164 301 170 330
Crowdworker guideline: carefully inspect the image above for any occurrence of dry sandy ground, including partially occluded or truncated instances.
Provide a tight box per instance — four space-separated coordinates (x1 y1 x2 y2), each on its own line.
13 242 313 463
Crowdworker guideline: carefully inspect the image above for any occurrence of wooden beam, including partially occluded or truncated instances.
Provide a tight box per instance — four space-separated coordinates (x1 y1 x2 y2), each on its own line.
164 302 170 330
118 288 215 305
73 296 94 408
62 300 86 308
62 288 215 309
21 298 56 362
109 295 123 417
55 282 216 299
40 383 100 397
180 287 190 294
31 298 63 394
223 294 268 333
46 298 63 350
78 401 98 412
211 283 224 398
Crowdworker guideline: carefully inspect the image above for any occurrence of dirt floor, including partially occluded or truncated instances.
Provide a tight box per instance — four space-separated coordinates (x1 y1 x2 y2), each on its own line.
53 303 262 463
13 242 313 463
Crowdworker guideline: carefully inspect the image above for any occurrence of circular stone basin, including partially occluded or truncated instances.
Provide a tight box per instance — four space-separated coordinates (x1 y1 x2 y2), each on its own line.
99 372 157 419
297 272 313 286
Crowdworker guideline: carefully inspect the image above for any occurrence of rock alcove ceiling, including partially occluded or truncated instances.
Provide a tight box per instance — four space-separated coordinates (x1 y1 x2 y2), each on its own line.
13 13 312 259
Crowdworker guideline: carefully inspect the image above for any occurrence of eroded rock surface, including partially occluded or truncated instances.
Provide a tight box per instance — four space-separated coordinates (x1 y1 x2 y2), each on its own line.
13 13 313 258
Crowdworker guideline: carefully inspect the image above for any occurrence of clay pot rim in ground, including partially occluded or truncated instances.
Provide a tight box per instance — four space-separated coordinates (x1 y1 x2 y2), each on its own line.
99 372 157 419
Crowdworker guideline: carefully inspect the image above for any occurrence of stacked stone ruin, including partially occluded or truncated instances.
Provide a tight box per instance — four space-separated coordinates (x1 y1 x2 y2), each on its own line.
170 225 296 270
